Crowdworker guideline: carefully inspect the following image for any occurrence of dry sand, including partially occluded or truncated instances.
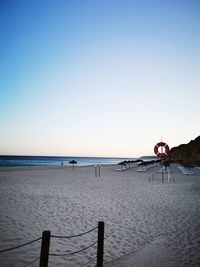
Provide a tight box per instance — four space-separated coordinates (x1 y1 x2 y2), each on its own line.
0 164 200 266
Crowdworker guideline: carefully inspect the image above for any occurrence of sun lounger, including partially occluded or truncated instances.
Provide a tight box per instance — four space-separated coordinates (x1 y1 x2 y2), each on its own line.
177 166 194 175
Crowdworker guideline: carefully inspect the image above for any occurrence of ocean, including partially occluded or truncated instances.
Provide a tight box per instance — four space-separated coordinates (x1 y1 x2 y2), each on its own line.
0 155 135 167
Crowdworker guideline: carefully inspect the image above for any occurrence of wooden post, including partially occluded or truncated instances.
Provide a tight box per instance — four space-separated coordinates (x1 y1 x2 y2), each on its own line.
161 160 164 183
40 231 51 267
95 165 97 177
98 165 101 177
97 221 104 267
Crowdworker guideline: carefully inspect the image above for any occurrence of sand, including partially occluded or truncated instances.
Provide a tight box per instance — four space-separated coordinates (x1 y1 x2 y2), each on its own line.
0 164 200 267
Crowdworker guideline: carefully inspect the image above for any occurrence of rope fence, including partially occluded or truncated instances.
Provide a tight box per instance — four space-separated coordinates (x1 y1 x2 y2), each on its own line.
0 237 41 253
0 221 104 267
22 256 40 267
80 256 97 267
49 241 97 257
51 225 98 239
0 237 42 267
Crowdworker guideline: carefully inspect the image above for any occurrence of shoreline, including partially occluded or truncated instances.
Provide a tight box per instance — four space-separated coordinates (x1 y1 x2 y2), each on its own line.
0 163 117 171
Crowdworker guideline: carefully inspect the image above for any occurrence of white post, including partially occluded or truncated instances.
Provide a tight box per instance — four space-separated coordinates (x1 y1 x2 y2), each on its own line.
168 169 171 183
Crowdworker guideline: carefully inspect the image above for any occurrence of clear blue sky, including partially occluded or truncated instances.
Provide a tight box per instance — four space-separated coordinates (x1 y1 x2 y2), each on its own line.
1 0 200 157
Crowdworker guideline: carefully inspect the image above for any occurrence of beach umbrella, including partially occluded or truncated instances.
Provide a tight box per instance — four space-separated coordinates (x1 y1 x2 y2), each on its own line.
123 160 129 168
69 160 77 170
118 161 126 170
130 160 134 167
128 160 132 168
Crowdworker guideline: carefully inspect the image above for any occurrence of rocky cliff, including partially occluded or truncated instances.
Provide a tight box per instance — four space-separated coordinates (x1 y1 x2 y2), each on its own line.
165 136 200 166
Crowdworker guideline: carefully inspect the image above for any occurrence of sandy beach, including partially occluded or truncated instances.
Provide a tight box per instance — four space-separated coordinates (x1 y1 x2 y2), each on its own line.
0 164 200 267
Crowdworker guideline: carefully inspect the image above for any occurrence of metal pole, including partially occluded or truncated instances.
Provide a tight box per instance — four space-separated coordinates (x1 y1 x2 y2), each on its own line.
97 221 104 267
39 231 51 267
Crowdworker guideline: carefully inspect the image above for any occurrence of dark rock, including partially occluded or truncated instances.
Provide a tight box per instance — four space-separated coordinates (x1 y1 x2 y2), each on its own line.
164 136 200 166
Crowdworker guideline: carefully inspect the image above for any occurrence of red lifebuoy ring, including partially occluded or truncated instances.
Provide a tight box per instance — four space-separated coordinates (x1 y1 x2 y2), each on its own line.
154 142 170 157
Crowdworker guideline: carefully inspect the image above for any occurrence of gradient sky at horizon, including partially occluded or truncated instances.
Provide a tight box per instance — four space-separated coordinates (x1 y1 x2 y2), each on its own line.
1 0 200 157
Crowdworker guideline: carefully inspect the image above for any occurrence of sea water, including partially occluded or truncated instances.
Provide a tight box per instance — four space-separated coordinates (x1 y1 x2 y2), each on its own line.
0 155 134 167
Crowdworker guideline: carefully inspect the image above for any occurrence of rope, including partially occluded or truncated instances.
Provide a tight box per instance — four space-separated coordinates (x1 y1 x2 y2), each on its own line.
51 226 97 239
0 237 42 253
22 256 40 267
79 256 97 267
49 241 97 257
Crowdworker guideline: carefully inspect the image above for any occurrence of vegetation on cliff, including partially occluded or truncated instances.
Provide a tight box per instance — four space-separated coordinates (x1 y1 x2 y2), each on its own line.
165 136 200 166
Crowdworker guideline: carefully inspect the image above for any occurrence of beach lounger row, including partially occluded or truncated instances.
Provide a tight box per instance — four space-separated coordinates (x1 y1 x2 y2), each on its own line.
115 168 127 171
115 162 141 171
136 163 159 172
177 166 194 175
158 167 169 173
115 166 134 171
